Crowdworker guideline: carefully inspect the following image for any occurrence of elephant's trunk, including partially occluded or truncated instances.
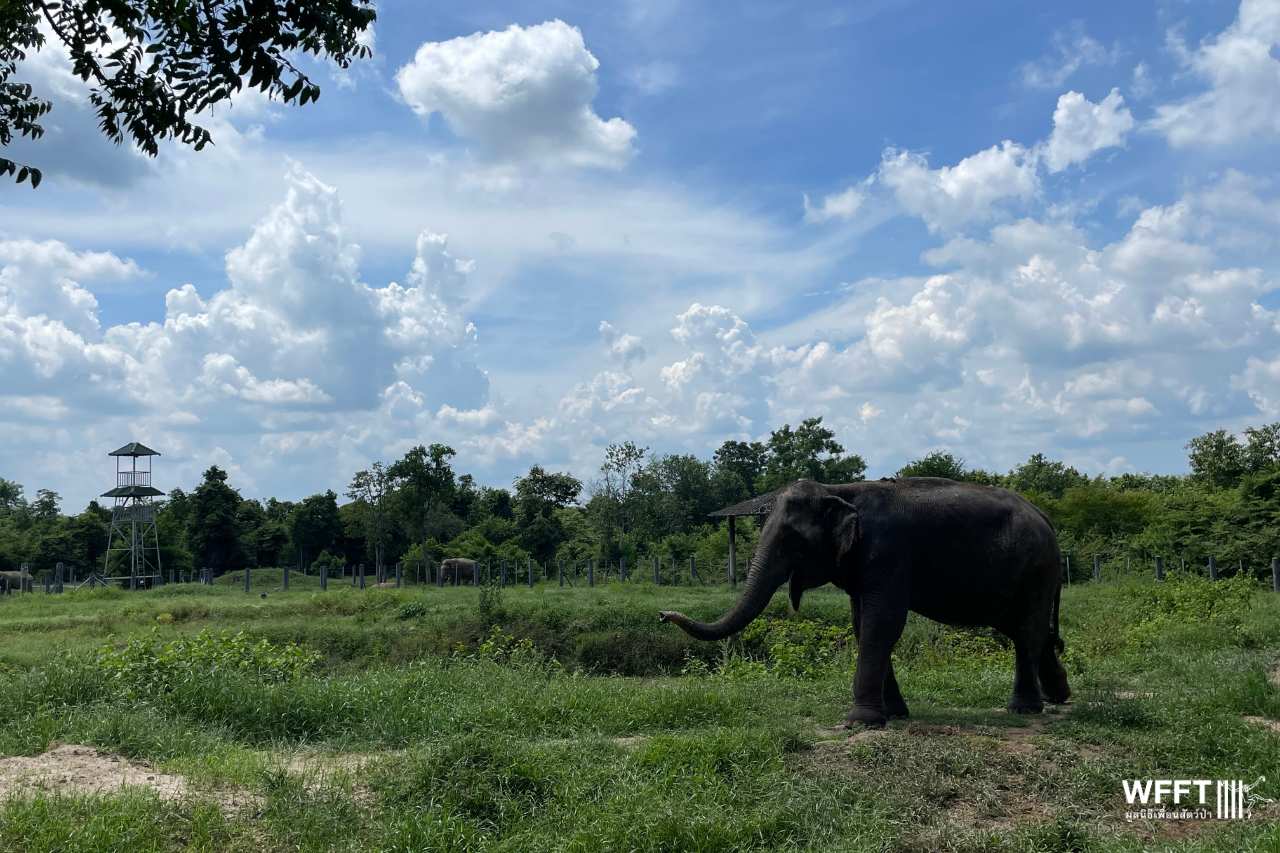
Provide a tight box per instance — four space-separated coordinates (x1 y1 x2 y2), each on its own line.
659 545 787 641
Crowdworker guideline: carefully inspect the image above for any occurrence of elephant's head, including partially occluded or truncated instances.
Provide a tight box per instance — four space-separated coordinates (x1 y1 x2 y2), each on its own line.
659 480 859 641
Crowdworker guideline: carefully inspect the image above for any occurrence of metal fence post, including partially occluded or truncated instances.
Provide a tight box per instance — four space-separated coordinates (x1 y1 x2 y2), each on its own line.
54 562 63 594
282 565 289 591
350 565 356 587
320 564 328 591
1272 557 1279 593
359 563 366 590
1155 556 1164 582
1208 556 1217 581
587 559 594 587
1092 555 1101 583
527 558 533 588
244 568 251 593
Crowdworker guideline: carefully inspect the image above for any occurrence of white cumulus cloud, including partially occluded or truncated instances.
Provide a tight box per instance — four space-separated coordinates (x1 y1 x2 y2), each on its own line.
1151 0 1280 147
1042 89 1135 172
878 142 1039 233
395 20 636 169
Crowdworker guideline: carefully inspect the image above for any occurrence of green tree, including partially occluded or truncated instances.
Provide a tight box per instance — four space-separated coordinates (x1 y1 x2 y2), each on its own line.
0 478 23 513
513 466 582 562
347 462 395 578
897 450 968 480
288 490 342 568
1243 423 1280 474
587 441 648 562
186 466 246 576
713 440 766 499
472 487 514 523
1 0 374 187
30 488 59 522
235 498 266 568
156 491 192 575
388 444 458 561
1006 453 1087 499
68 501 109 571
1186 429 1247 489
758 417 866 491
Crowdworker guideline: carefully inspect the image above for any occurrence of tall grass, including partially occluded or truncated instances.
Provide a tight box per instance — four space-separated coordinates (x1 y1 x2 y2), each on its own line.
0 577 1275 851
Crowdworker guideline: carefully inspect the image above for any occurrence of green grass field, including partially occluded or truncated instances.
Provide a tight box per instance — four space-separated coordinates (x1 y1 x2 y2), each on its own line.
0 572 1277 852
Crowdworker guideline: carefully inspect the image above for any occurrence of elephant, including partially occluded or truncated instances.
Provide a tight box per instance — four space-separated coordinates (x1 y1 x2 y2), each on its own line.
439 558 477 584
659 478 1069 728
0 570 34 593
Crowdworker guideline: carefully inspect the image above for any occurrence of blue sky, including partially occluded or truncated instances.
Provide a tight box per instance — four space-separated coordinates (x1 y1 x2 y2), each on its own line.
1 0 1278 508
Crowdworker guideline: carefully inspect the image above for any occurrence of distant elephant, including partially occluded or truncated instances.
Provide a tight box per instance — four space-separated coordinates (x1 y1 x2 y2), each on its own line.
0 570 34 593
439 558 477 584
660 478 1069 728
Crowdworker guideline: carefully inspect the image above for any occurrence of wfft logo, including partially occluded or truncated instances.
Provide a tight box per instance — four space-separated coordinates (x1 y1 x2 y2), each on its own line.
1122 777 1271 821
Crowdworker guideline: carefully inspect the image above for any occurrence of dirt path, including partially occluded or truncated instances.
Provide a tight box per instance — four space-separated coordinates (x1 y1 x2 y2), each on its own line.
0 744 258 812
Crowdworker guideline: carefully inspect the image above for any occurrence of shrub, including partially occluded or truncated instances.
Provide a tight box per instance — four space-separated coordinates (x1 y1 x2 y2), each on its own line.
740 618 853 678
1123 572 1257 650
96 629 319 699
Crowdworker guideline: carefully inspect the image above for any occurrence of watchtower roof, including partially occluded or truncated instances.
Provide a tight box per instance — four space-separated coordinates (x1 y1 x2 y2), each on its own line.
101 485 165 498
108 442 160 457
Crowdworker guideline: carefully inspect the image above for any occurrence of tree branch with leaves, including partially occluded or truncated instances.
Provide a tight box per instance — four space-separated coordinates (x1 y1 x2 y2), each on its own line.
0 0 374 187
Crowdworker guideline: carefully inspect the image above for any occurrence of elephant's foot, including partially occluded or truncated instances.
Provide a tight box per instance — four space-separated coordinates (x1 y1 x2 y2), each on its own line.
844 705 888 729
1007 696 1045 714
884 698 910 720
1041 685 1071 705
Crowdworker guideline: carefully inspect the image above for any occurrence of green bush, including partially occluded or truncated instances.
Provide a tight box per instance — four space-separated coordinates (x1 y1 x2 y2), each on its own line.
740 618 853 678
1124 572 1258 650
96 628 319 699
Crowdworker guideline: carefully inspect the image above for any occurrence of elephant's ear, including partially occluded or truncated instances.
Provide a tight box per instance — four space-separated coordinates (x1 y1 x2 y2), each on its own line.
789 493 859 612
828 494 860 565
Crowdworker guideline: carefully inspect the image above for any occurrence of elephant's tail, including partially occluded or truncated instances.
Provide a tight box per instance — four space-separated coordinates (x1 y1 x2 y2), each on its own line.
1051 577 1064 654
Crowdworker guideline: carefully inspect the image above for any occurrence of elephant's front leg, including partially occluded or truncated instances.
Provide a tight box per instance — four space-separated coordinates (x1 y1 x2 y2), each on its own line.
847 601 907 728
851 598 909 719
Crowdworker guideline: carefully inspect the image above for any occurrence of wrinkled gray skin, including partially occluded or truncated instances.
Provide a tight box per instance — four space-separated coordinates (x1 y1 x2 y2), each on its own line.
440 558 476 584
660 479 1069 728
0 571 34 593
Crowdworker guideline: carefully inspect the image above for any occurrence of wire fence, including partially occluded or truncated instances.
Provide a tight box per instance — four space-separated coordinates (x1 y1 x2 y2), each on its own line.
0 554 752 596
4 553 1279 597
1061 552 1280 590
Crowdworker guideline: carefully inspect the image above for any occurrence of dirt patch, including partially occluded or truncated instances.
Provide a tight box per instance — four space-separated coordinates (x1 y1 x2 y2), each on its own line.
0 744 257 813
280 750 388 778
611 736 648 751
801 716 1245 846
1243 715 1280 735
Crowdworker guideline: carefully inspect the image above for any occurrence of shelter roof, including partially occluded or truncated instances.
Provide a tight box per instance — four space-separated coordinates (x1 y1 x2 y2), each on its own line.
707 488 781 518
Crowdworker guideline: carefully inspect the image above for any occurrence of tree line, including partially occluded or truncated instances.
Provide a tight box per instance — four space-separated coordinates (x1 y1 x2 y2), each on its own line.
2 417 1279 581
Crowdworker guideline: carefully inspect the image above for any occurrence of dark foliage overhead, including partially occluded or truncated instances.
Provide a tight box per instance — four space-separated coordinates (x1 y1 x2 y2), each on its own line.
0 0 375 187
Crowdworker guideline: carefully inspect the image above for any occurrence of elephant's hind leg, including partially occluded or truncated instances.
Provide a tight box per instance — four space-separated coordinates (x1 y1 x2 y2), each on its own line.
884 662 909 719
1039 642 1070 704
1007 632 1046 714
